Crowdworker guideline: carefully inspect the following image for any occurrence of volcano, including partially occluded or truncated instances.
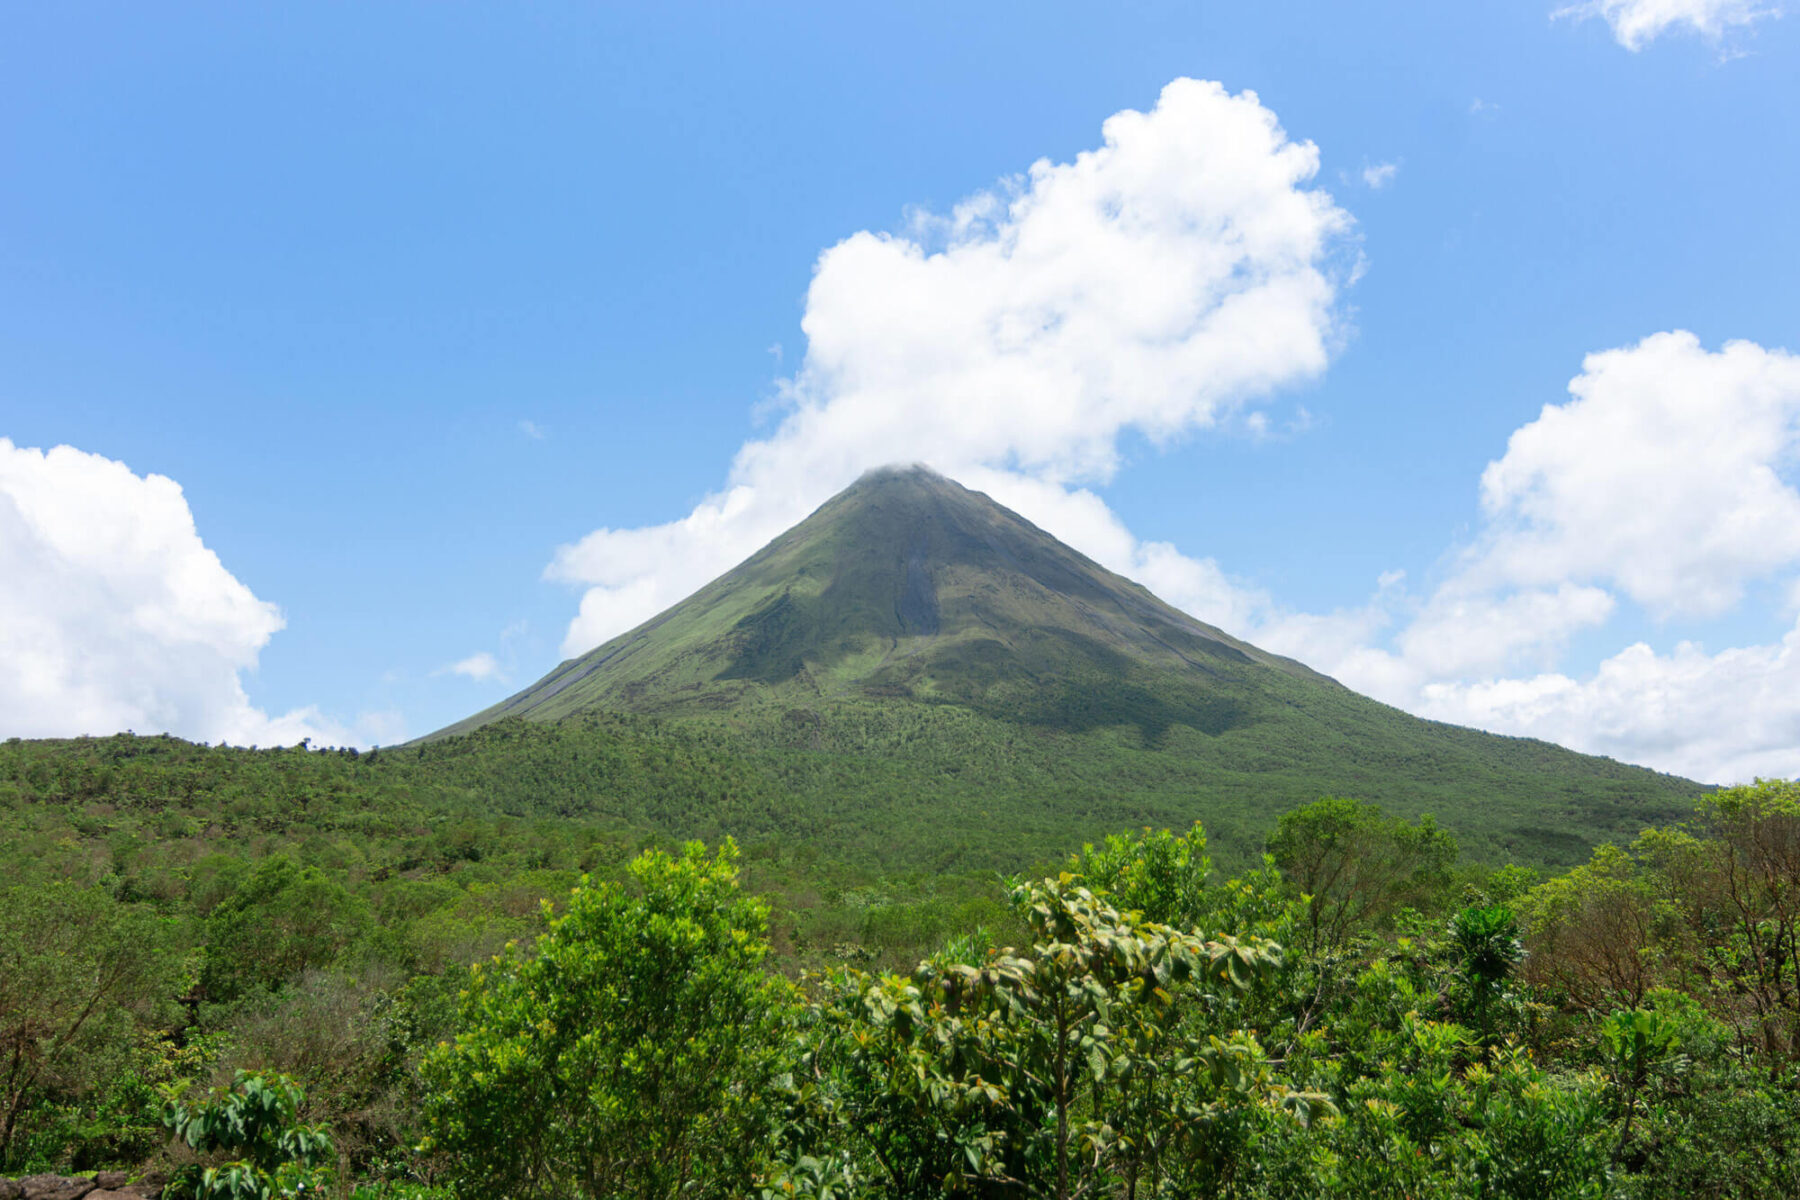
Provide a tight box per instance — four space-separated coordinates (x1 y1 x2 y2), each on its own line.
429 465 1697 865
440 466 1335 732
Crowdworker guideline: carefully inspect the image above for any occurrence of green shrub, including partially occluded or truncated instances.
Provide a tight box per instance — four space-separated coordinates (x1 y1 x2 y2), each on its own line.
163 1071 334 1200
420 840 795 1199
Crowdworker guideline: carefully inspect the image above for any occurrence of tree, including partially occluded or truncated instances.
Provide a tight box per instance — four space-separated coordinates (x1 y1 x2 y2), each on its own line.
1066 824 1295 940
1530 781 1800 1064
1266 798 1457 957
421 840 794 1199
1069 826 1216 929
0 883 172 1170
1519 844 1658 1011
201 857 373 1002
1448 904 1524 1048
1679 780 1800 1062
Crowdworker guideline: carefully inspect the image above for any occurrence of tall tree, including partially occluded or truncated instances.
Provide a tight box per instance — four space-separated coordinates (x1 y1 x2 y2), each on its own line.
1266 797 1457 957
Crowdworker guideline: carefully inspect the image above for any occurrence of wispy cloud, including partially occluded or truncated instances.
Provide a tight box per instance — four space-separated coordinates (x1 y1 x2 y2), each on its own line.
519 420 546 440
1360 161 1400 189
441 651 503 682
1555 0 1781 51
355 709 408 746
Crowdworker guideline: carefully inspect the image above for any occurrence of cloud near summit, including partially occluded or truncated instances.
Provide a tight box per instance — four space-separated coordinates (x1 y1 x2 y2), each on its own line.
549 78 1356 655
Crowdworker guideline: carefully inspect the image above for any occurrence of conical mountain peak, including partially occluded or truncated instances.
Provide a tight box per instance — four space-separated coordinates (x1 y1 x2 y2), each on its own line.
435 469 1315 737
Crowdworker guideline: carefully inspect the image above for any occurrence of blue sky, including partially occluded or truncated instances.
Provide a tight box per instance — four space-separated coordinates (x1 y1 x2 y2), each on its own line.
3 1 1798 781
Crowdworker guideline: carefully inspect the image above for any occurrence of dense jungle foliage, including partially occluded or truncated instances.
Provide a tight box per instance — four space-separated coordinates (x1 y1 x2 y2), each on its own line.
3 730 1796 1196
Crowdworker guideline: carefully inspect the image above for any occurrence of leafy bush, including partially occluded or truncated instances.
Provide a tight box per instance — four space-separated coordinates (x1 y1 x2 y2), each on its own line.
163 1071 334 1200
779 871 1324 1198
420 840 795 1199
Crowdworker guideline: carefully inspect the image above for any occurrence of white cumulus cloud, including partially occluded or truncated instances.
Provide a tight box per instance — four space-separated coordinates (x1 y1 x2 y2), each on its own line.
1417 620 1800 784
1294 332 1800 784
1473 332 1800 616
1395 584 1618 680
0 438 358 747
551 77 1355 656
1556 0 1780 50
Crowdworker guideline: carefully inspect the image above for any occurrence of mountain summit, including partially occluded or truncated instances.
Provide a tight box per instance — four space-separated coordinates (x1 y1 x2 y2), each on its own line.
431 465 1695 865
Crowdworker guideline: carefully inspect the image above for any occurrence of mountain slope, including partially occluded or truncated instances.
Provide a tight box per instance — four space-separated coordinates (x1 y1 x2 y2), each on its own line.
429 465 1700 866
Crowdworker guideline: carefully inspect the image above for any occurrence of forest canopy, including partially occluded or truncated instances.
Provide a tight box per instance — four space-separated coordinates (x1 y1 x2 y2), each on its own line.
1 732 1795 1197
